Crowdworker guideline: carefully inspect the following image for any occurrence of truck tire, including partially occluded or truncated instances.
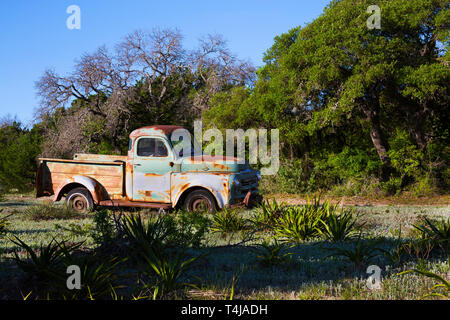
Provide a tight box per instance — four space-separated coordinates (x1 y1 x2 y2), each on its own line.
183 189 217 213
66 187 94 213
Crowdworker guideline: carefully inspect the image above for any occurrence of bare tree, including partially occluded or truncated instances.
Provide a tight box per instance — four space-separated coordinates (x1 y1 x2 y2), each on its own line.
35 28 256 157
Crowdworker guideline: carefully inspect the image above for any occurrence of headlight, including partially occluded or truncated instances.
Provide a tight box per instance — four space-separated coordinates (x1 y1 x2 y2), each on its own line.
256 171 261 181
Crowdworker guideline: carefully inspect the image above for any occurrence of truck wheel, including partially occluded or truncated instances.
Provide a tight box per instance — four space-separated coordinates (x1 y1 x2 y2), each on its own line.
184 190 217 213
66 187 94 213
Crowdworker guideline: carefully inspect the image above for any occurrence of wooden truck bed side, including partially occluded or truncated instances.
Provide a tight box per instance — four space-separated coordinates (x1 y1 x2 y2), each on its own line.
36 157 126 200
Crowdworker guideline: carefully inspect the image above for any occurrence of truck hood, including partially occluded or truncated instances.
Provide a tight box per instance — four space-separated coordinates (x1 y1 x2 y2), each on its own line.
180 155 249 173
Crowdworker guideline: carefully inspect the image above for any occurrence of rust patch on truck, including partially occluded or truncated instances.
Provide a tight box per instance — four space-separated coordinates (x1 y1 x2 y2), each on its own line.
145 173 162 177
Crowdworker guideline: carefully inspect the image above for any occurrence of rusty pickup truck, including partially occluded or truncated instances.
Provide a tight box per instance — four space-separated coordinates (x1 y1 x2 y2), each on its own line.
36 125 260 213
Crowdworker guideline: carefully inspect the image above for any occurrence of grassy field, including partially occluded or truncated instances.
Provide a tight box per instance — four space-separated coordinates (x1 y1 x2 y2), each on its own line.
0 193 448 300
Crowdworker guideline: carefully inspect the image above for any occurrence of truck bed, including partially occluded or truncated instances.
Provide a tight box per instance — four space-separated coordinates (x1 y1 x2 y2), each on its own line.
36 155 126 199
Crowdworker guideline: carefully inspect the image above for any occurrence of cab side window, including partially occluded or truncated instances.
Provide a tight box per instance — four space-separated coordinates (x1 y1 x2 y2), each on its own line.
137 138 168 157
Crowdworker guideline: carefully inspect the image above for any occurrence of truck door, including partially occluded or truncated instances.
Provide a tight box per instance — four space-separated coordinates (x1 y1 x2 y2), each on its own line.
132 136 172 203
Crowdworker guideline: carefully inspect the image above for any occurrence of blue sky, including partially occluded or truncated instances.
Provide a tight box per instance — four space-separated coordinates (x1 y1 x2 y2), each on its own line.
0 0 330 126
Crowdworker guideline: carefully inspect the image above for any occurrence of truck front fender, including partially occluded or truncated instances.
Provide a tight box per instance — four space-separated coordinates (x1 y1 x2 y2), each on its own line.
171 173 230 209
53 175 108 204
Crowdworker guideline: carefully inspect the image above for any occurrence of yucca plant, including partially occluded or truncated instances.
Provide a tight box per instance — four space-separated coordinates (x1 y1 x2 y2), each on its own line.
10 236 82 284
122 213 174 257
60 254 126 300
0 210 11 237
398 269 449 299
377 229 408 265
250 199 286 229
138 249 200 300
274 206 323 242
211 208 247 236
326 235 380 269
413 217 450 249
318 208 361 242
254 239 293 267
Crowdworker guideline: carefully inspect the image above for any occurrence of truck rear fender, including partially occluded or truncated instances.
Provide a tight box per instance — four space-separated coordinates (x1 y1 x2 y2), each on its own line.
53 175 108 204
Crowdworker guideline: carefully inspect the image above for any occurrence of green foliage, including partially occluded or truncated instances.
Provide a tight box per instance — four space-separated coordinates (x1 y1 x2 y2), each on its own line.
326 236 380 269
137 249 200 300
413 217 450 248
205 0 449 194
24 202 84 221
10 236 81 284
61 255 125 300
250 199 286 229
0 210 10 237
273 198 333 242
318 208 361 242
91 209 117 245
121 213 172 257
211 208 247 236
398 269 450 300
0 121 42 192
254 239 293 267
171 209 211 248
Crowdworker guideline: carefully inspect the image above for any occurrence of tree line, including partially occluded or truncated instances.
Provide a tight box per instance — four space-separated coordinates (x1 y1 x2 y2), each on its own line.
0 0 448 195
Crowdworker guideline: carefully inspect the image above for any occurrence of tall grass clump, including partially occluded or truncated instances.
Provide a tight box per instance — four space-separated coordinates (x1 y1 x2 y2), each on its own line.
24 201 85 221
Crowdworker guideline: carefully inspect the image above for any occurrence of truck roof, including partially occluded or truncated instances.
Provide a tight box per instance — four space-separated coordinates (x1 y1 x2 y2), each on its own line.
129 125 185 139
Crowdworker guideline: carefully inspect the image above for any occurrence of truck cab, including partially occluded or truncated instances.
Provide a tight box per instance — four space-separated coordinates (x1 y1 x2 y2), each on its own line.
36 125 260 213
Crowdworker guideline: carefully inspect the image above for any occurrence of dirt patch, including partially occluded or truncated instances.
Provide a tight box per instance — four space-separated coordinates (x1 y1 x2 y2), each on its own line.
263 193 450 207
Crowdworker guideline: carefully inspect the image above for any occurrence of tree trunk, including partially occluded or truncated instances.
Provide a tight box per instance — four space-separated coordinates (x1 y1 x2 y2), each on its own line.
362 106 391 180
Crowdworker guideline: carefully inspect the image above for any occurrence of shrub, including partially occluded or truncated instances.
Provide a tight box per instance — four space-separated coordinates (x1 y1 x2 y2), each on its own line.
91 209 117 245
169 209 211 248
121 213 172 257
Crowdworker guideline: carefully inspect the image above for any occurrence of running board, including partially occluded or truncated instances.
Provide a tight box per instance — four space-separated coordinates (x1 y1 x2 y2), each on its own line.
99 200 172 210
